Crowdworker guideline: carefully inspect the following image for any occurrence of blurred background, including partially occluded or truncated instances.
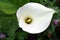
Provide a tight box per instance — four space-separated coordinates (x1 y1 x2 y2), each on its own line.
0 0 60 40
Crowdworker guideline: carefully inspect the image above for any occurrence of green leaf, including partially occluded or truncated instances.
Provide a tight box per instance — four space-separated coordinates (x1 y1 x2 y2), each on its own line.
0 16 18 40
9 0 30 7
30 0 40 3
6 33 15 40
0 1 18 14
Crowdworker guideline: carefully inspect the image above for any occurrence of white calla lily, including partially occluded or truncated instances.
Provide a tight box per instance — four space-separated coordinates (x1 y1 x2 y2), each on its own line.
16 3 56 34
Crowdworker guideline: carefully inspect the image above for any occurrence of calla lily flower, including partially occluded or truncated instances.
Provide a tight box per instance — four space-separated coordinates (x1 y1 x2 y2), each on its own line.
16 3 56 34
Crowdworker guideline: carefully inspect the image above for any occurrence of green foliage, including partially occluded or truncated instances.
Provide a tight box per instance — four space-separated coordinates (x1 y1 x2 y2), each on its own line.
0 0 18 14
0 16 18 40
0 0 30 14
16 31 28 40
9 0 30 6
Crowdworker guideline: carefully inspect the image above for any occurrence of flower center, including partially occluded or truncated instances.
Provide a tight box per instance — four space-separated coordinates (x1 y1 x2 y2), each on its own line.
25 17 32 24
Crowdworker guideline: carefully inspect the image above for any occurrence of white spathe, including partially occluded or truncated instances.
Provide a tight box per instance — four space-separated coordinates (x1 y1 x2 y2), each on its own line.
16 3 56 34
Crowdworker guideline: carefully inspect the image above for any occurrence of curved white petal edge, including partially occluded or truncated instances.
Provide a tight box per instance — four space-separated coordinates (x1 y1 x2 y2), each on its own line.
16 3 56 34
